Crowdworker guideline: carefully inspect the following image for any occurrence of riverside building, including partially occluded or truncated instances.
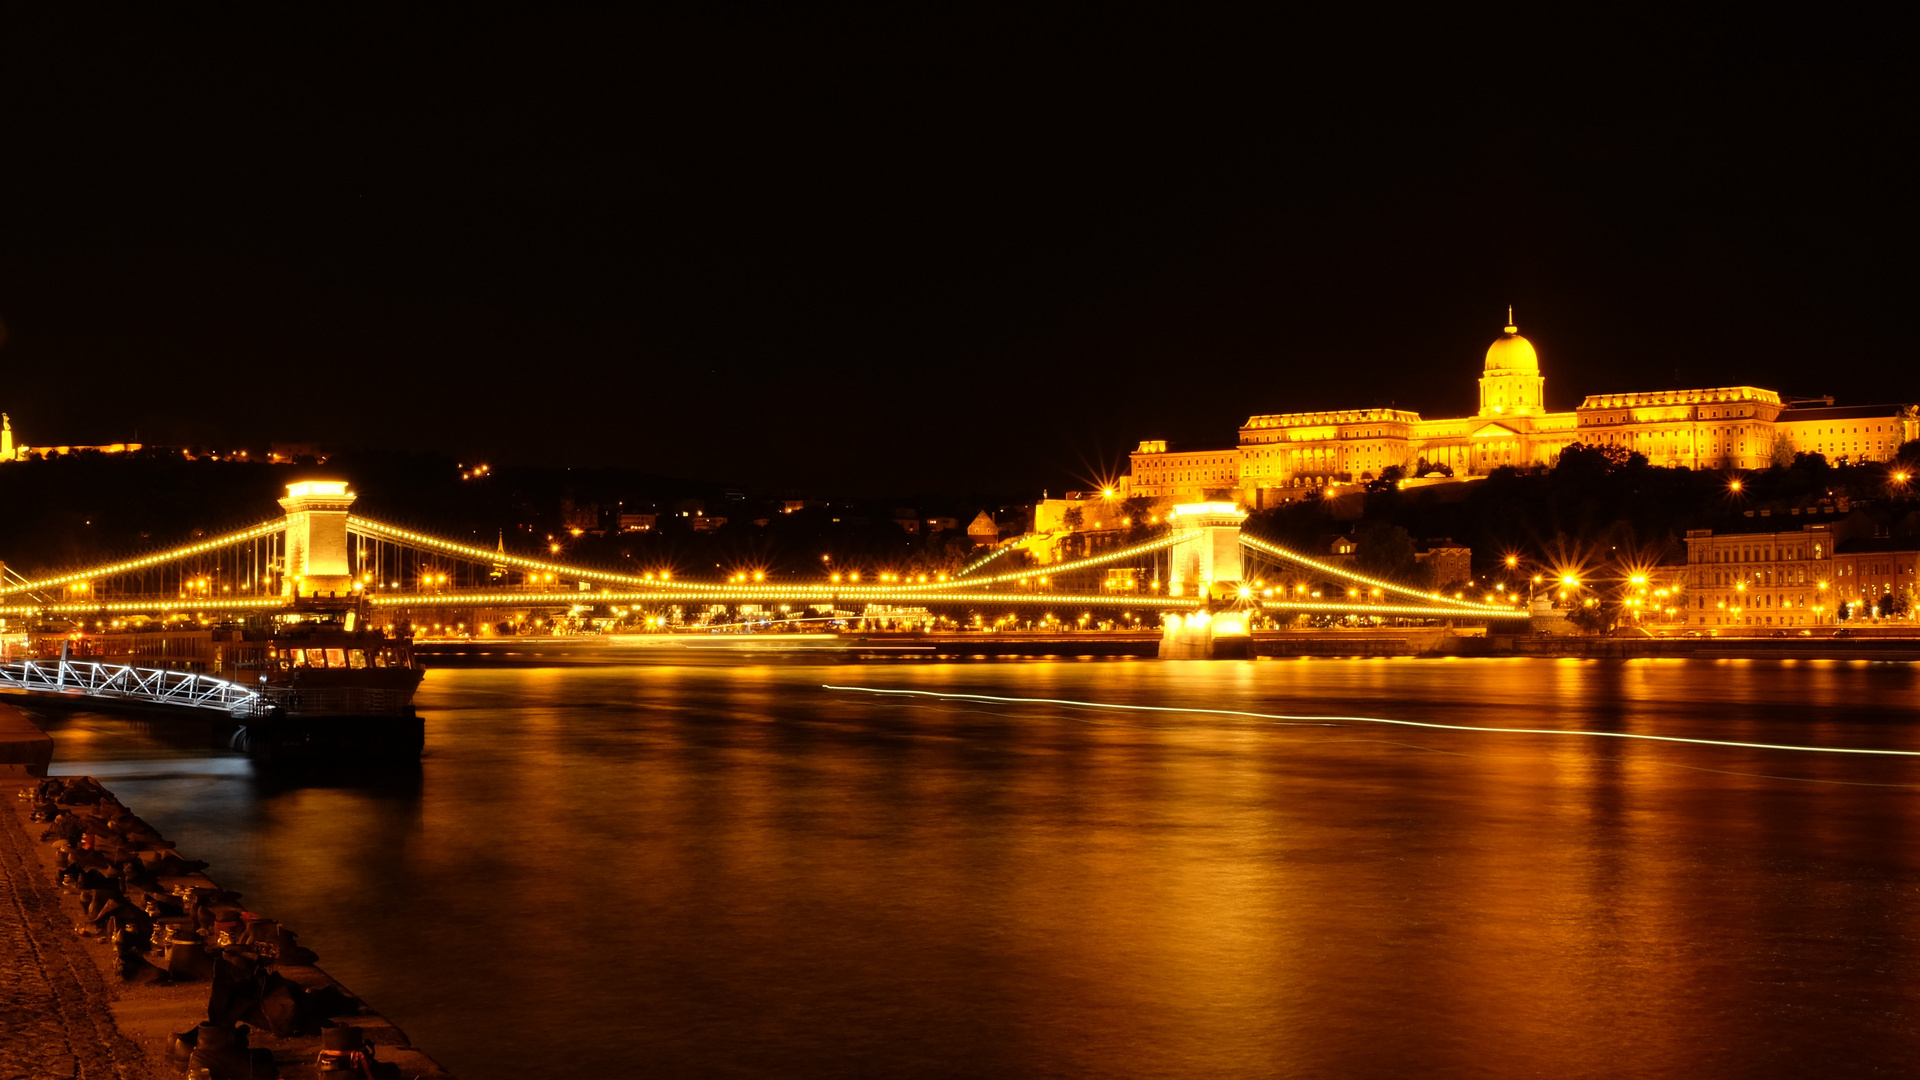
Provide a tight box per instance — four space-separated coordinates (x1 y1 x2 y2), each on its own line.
1685 516 1919 628
1129 312 1920 507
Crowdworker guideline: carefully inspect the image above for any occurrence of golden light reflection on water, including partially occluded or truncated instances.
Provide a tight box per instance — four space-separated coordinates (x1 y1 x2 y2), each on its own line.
34 657 1920 1079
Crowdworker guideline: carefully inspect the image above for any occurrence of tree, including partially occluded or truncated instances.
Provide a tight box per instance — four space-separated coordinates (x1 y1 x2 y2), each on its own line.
1566 598 1618 634
906 531 974 576
1367 465 1405 493
1350 521 1427 585
1414 457 1453 478
1556 441 1634 476
1769 431 1797 468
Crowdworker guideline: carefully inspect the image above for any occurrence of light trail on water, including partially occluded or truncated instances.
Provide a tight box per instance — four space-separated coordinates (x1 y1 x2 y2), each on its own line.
820 685 1920 757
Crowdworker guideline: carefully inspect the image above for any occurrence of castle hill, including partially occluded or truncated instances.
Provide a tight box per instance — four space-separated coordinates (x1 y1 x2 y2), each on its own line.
3 15 1917 1080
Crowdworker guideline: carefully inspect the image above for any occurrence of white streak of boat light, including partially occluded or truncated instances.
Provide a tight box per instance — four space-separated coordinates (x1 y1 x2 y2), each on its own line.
819 685 1920 757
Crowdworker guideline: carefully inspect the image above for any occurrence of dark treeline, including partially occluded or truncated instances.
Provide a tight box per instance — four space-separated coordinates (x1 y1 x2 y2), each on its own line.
0 449 1026 579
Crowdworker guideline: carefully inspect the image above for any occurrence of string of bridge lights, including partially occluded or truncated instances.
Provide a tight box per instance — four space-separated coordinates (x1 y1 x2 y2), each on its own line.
0 519 288 597
347 518 656 587
0 596 286 618
959 532 1191 588
952 544 1016 579
1237 534 1515 616
363 589 1520 620
366 589 1208 610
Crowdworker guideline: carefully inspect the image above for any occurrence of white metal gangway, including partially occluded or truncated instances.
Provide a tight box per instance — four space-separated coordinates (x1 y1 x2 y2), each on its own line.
0 659 261 715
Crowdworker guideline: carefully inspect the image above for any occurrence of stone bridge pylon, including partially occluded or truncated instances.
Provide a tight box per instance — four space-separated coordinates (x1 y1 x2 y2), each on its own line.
1164 502 1246 597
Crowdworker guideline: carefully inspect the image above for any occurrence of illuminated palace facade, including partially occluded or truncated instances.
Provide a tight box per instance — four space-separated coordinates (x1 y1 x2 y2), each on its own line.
1130 314 1920 507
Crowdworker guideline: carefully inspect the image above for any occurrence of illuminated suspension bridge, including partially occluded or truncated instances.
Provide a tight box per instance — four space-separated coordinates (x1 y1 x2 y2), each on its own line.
0 483 1528 625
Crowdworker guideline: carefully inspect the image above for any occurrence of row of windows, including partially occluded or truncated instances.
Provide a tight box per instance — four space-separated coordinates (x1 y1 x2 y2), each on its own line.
280 647 400 669
1707 568 1811 585
1702 544 1816 562
1797 424 1899 435
1696 560 1912 583
1138 471 1231 482
1582 406 1760 425
1700 593 1808 608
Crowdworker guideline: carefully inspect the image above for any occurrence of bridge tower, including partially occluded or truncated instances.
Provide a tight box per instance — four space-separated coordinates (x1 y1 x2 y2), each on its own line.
277 481 357 597
1165 501 1246 597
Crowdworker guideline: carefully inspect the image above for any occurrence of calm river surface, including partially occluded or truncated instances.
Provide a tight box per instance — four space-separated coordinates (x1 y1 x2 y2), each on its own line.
33 656 1920 1078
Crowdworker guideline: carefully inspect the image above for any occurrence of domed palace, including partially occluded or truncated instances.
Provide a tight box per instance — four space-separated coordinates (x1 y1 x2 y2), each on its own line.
1128 310 1920 508
1478 308 1543 416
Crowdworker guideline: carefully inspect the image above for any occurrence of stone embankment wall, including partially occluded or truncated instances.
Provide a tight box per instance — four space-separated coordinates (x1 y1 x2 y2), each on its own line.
0 699 53 774
1 702 452 1079
1484 635 1920 661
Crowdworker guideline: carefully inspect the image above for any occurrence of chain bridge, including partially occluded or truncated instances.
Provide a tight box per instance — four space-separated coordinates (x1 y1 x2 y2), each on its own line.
0 482 1529 628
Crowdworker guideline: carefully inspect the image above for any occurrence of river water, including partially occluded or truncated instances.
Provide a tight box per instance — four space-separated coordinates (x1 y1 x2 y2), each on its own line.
33 656 1920 1078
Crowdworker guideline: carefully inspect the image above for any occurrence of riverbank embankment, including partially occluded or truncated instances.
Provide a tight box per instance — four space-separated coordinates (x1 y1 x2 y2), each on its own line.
1 703 452 1079
0 697 53 775
1 710 146 1077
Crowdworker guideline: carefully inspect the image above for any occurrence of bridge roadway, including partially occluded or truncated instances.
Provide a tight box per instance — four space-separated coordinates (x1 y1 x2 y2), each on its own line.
407 627 1505 661
0 584 1528 621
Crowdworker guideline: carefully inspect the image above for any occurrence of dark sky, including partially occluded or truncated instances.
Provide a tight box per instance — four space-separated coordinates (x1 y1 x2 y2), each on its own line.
0 11 1911 497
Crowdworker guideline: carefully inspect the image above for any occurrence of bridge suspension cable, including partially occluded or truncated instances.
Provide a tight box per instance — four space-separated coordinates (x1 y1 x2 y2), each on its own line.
0 519 291 598
346 517 654 587
952 544 1016 579
2 562 53 605
1237 533 1524 619
350 517 1195 597
955 532 1192 588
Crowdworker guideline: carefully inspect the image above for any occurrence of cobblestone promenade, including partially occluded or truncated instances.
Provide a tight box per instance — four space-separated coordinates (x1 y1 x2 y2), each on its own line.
0 776 150 1080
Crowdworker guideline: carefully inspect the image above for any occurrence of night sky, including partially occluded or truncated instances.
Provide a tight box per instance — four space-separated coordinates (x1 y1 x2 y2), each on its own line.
0 12 1910 497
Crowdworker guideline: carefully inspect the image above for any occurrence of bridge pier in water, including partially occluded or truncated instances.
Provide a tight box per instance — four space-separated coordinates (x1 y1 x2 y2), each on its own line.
1157 502 1252 658
1158 609 1252 659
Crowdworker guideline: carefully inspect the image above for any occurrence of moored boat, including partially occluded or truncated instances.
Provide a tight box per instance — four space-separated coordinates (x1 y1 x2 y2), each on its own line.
16 597 426 762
